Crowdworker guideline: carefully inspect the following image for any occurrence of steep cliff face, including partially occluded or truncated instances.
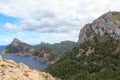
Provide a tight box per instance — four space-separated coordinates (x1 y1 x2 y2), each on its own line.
78 11 120 44
0 56 56 80
2 38 34 55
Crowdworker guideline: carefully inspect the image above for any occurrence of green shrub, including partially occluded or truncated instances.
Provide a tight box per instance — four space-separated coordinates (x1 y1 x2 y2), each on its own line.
45 35 120 80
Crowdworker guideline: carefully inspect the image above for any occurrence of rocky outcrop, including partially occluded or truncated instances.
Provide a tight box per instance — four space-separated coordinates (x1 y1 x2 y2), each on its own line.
33 47 61 64
78 11 120 44
2 38 34 55
0 56 56 80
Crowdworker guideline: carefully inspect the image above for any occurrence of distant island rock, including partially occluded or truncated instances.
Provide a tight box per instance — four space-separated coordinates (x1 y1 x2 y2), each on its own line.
2 38 76 64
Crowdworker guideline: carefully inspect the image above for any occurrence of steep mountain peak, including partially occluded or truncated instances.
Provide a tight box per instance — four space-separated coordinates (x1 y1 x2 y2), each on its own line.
2 38 32 54
13 38 21 42
78 11 120 44
12 38 22 47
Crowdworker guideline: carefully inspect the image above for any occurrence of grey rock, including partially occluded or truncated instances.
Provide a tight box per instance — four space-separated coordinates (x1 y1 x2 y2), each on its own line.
78 11 120 44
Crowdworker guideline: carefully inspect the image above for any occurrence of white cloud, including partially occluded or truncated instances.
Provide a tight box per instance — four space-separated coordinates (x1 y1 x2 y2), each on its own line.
4 23 17 31
1 0 119 19
3 18 81 34
0 0 120 44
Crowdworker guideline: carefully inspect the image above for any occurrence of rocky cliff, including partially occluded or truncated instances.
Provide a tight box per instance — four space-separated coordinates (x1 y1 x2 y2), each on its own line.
2 38 34 55
78 11 120 44
0 56 56 80
45 11 120 80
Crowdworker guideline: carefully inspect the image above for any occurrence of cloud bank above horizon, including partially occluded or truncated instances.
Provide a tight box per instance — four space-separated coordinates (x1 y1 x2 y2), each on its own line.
0 0 120 45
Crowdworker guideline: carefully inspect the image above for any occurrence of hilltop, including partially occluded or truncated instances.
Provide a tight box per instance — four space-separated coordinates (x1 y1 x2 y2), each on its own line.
45 11 120 80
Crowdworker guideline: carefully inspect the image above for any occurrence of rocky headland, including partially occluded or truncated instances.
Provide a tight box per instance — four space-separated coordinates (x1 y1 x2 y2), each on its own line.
2 38 76 64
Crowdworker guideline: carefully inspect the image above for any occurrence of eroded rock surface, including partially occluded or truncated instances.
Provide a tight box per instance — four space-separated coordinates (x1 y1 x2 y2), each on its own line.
0 56 55 80
78 11 120 44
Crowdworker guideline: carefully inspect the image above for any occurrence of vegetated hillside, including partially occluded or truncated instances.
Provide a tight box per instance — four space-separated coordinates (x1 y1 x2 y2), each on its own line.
45 11 120 80
36 41 76 53
2 38 76 64
45 35 120 80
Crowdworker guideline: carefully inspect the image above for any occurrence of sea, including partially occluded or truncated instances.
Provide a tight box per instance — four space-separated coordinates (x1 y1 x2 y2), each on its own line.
0 46 49 71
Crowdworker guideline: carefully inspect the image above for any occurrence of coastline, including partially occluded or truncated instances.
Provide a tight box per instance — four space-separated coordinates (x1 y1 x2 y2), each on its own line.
2 53 60 64
2 49 60 65
1 53 48 64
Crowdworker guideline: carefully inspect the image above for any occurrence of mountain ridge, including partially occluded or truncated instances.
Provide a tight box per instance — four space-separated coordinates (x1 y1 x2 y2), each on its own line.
2 38 76 64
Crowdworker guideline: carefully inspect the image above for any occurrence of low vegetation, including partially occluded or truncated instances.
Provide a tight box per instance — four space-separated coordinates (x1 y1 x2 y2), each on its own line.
45 35 120 80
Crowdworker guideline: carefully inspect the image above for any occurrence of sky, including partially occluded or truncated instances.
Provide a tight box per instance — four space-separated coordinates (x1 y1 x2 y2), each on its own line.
0 0 120 45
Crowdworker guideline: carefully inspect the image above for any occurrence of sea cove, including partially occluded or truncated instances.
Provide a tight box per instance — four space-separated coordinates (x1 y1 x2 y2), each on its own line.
0 46 49 70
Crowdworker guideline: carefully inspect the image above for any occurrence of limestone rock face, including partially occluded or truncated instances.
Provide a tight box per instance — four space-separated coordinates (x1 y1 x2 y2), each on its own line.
11 38 22 47
78 11 120 44
2 38 33 55
0 56 55 80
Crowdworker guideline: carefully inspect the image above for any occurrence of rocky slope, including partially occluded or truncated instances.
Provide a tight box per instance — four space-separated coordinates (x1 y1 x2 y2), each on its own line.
0 56 56 80
2 38 76 64
45 11 120 80
78 11 120 43
2 38 34 55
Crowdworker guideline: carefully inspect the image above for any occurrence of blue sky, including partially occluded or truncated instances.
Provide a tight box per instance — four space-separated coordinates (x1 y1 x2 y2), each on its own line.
0 0 120 45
